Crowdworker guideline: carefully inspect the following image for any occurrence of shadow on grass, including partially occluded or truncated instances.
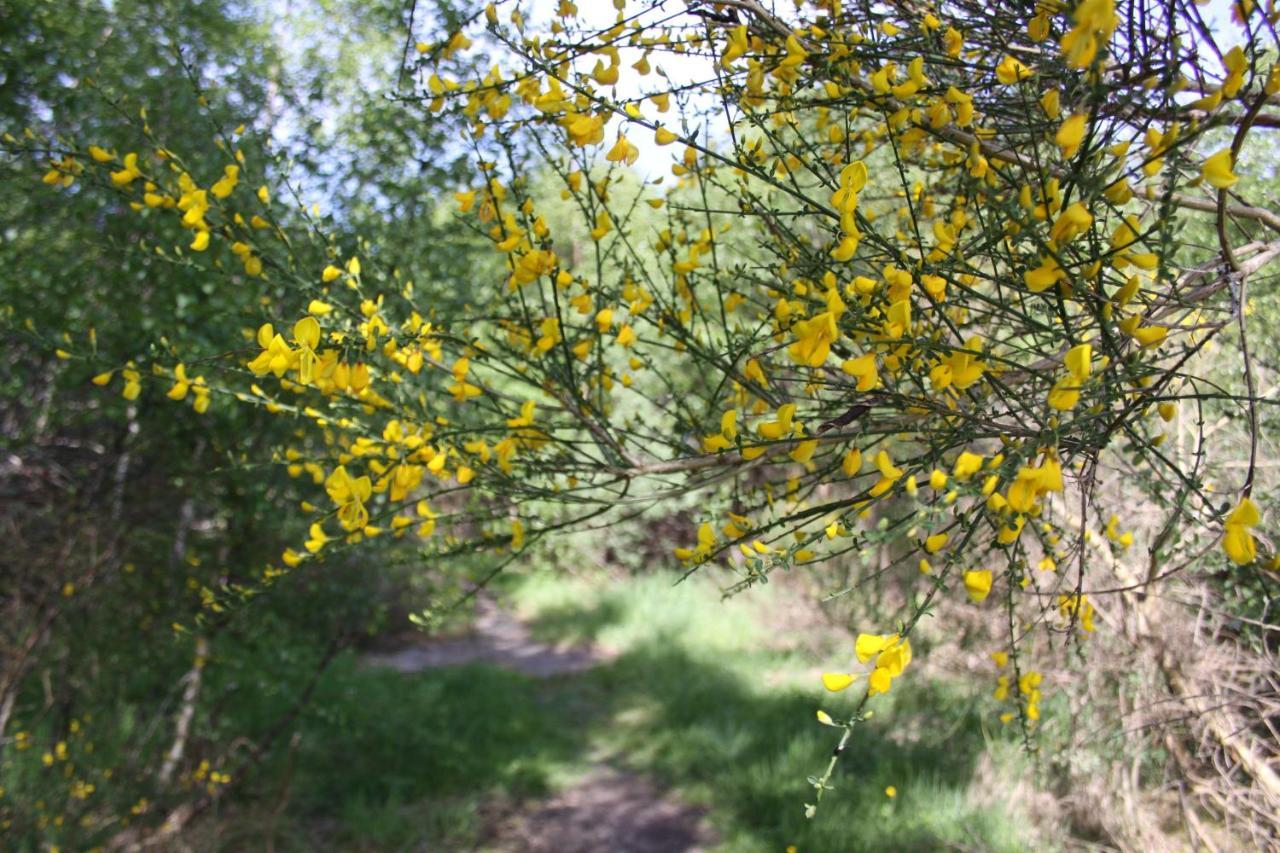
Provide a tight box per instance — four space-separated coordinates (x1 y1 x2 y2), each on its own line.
297 661 576 805
227 659 582 850
522 596 627 648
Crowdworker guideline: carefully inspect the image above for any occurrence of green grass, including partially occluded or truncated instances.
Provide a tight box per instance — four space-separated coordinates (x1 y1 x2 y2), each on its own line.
511 569 1040 852
203 567 1046 851
199 658 585 851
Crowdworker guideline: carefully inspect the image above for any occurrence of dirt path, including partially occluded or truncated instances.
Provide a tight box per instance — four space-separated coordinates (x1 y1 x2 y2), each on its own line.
482 767 714 853
361 594 604 677
360 595 717 853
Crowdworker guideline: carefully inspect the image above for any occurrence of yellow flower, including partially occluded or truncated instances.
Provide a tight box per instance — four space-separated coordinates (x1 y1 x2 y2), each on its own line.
1047 379 1080 411
167 364 192 400
932 337 984 390
1058 593 1096 632
855 632 896 663
995 54 1033 84
964 569 993 602
1005 457 1063 513
1201 149 1239 189
304 523 329 554
789 438 818 464
788 312 839 367
856 633 911 695
1131 324 1167 348
821 672 856 692
721 24 749 66
563 112 605 147
110 152 142 186
1047 344 1091 410
674 521 718 562
1055 113 1087 159
952 451 983 480
1222 496 1261 565
1049 202 1092 244
1024 256 1064 293
247 323 295 377
840 353 879 391
605 134 639 166
122 367 142 400
292 316 321 383
210 164 239 198
758 403 797 440
1064 343 1091 381
869 450 904 497
1040 89 1060 118
830 233 860 261
325 465 372 531
1222 46 1247 98
1060 0 1117 68
778 33 807 69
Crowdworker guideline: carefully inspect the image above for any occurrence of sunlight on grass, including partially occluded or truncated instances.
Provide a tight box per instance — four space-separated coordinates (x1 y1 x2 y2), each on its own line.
514 569 774 656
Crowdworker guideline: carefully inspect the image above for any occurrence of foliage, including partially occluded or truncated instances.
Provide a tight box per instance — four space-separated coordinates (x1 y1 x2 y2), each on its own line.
0 0 484 846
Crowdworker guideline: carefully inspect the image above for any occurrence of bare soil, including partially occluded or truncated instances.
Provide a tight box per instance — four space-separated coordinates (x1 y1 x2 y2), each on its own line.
479 767 715 853
361 594 606 677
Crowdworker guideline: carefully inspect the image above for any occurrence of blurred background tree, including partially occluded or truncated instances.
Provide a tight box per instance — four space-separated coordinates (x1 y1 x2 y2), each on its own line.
0 0 489 846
